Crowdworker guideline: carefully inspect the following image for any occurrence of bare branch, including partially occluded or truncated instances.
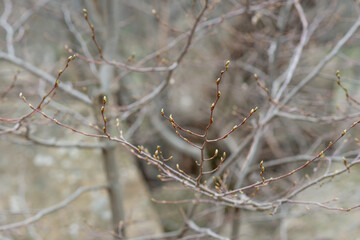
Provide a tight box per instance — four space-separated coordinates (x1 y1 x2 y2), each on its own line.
0 0 14 55
273 0 309 102
0 51 93 105
0 185 108 231
186 220 229 240
282 14 360 106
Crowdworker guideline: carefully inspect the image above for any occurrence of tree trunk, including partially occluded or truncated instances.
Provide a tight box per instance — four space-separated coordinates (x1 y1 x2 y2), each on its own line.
102 146 125 238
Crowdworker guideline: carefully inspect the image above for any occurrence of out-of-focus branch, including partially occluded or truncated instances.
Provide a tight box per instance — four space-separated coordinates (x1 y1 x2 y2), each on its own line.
0 123 20 135
0 185 108 231
269 0 293 89
235 60 268 80
0 0 15 55
236 127 264 188
271 1 334 95
261 12 360 126
78 56 178 73
186 220 229 240
13 0 49 31
24 134 107 149
281 199 360 212
273 0 308 102
276 110 360 123
128 230 182 240
282 14 360 106
0 51 93 105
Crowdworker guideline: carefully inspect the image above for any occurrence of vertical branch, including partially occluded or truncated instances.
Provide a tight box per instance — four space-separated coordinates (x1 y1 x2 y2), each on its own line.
273 0 308 102
197 60 230 186
269 0 293 91
0 0 15 56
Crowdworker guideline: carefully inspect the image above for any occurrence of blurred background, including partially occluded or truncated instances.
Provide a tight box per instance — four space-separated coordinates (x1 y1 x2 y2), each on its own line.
2 0 360 239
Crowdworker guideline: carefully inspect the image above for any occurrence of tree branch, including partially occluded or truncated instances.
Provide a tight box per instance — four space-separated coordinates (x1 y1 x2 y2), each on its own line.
0 185 108 231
